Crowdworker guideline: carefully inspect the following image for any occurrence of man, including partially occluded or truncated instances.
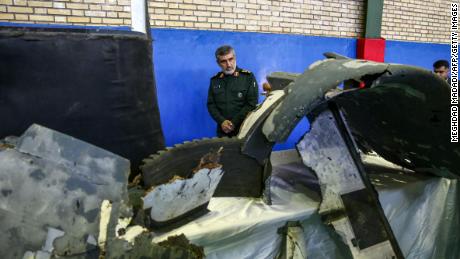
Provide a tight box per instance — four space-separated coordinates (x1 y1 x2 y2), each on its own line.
433 59 450 85
207 45 259 137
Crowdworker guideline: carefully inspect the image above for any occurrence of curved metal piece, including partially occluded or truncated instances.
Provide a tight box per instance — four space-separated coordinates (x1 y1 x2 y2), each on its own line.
238 90 286 164
334 64 459 178
323 52 351 60
265 72 300 91
262 58 389 142
141 137 264 198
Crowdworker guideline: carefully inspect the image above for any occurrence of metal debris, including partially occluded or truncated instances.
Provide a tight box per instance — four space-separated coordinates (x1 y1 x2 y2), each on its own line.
297 110 400 258
266 72 300 91
277 221 309 259
260 54 458 178
141 137 265 198
333 64 458 178
262 58 389 142
0 124 130 258
3 53 458 258
143 166 224 226
238 90 286 164
105 232 204 259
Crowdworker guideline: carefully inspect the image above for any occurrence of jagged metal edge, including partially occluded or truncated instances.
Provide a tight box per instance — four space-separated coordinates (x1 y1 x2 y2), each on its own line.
140 137 265 198
140 137 235 176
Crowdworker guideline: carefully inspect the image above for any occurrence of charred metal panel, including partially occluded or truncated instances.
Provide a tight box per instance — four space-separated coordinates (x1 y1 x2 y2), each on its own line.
333 65 459 178
263 59 389 142
297 111 365 213
141 138 264 197
341 190 388 250
261 55 458 179
0 124 130 258
297 111 402 258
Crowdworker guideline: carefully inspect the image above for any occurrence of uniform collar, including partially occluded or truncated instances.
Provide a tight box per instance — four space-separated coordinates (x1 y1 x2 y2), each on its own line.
217 67 242 78
219 67 241 78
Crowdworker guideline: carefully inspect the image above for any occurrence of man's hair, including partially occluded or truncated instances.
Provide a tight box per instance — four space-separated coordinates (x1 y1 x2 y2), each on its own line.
215 45 235 59
433 59 449 69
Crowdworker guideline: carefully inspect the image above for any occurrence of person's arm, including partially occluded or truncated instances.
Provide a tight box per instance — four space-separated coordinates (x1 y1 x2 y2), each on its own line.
231 74 259 126
207 81 226 125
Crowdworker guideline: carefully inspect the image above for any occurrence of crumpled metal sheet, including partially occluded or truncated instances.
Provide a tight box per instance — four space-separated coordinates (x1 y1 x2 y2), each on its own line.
297 110 398 258
333 65 459 178
261 55 459 178
296 111 365 213
0 124 130 258
143 167 224 225
262 58 389 142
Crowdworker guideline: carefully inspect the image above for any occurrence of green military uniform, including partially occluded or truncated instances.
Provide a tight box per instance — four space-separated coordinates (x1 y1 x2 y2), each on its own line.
207 67 259 137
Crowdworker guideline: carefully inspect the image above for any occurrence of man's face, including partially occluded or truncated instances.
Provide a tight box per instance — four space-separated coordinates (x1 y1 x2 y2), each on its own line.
434 66 449 80
217 52 236 75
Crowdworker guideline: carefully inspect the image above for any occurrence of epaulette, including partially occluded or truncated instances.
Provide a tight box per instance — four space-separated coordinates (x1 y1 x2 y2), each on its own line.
240 69 252 74
212 72 224 79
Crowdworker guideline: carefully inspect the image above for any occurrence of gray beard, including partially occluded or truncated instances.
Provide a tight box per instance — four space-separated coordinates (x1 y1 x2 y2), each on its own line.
223 62 237 75
223 69 235 75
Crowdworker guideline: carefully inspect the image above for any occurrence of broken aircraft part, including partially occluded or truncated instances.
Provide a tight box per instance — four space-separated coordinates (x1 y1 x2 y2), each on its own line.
260 55 458 178
262 58 389 143
238 90 286 140
7 54 454 258
266 72 300 91
141 137 265 198
0 124 131 258
276 221 309 259
257 54 459 258
238 90 286 164
105 232 205 259
237 54 458 258
136 55 456 257
323 52 351 60
332 65 458 178
297 109 403 258
143 166 224 227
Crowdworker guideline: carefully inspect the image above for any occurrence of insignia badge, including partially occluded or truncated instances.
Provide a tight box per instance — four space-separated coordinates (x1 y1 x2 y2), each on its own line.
238 92 243 98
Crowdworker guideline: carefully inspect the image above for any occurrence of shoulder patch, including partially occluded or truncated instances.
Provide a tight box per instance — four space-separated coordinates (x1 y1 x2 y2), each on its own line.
240 69 252 74
212 72 224 79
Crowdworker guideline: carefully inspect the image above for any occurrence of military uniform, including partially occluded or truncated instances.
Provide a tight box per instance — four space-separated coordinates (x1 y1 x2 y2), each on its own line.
207 67 259 137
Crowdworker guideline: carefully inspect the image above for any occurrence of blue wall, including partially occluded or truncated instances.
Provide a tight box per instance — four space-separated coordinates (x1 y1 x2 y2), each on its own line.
385 40 450 70
152 28 357 149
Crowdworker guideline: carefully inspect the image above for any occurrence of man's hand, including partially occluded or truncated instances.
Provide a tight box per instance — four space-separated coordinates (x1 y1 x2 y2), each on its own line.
220 120 234 134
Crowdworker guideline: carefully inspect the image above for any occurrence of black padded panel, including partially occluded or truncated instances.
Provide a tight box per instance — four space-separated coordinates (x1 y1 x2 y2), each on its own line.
0 27 165 173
